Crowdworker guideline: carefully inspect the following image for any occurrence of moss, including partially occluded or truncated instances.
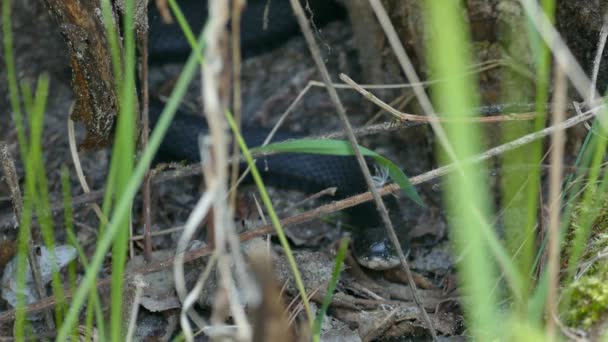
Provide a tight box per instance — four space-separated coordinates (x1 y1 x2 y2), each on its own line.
566 269 608 328
563 184 608 329
564 233 608 328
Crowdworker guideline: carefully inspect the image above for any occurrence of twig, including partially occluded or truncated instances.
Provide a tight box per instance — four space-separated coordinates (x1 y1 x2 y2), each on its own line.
340 73 539 123
130 224 183 241
519 0 602 119
585 13 608 131
248 104 601 248
125 274 147 342
154 0 173 23
197 1 252 340
228 0 244 208
67 115 108 225
589 14 608 103
366 0 443 338
0 142 54 329
139 12 153 262
283 187 337 213
362 308 400 342
291 0 438 337
0 142 22 226
546 63 567 338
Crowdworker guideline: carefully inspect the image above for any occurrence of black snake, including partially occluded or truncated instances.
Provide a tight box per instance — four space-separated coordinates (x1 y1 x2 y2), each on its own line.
148 0 410 269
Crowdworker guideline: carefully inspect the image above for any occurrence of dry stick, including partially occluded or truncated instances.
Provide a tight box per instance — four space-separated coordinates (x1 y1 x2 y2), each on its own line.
125 274 147 342
67 117 107 225
306 58 505 90
340 74 539 123
288 0 437 337
154 0 173 23
173 161 216 333
586 14 608 131
589 15 608 104
546 63 567 339
0 104 600 324
519 0 601 117
228 0 244 208
1 143 55 330
283 187 337 213
140 21 153 262
131 224 183 241
0 142 23 224
200 2 252 340
248 105 601 243
364 0 449 337
367 0 457 168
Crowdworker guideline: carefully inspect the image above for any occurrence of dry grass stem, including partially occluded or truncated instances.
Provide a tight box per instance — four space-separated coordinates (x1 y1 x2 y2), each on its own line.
519 0 602 116
340 73 538 123
546 64 567 337
67 116 107 225
0 143 54 329
199 1 252 340
229 0 244 208
0 141 22 224
367 0 457 170
589 16 608 104
125 274 148 342
139 18 153 261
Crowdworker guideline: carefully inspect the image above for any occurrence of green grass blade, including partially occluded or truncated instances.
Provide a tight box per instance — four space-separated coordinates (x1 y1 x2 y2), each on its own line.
253 139 422 205
60 166 106 341
27 75 70 326
56 23 205 341
2 0 27 158
168 0 204 64
423 0 500 338
108 0 137 338
312 237 349 342
225 110 314 324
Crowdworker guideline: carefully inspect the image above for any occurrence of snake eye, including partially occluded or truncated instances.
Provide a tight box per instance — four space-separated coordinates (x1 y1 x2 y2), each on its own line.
367 241 391 258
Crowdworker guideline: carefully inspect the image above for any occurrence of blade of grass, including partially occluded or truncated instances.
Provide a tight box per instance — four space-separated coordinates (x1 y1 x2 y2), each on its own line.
566 117 608 280
253 139 422 205
2 0 27 158
109 0 137 339
100 0 124 90
312 237 349 342
56 23 205 341
3 0 53 331
170 1 313 326
423 0 500 339
224 109 314 324
26 75 69 327
61 166 106 342
168 0 204 64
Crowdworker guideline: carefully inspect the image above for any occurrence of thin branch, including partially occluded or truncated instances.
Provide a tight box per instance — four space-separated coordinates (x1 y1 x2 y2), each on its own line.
290 0 437 337
139 14 153 261
546 63 567 338
0 142 22 224
340 73 539 123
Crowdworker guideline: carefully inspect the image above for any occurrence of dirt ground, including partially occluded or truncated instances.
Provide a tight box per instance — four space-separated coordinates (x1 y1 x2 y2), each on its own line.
0 0 604 340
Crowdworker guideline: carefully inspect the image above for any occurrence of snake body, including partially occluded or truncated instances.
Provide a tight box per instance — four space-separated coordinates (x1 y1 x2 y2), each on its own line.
148 0 409 269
